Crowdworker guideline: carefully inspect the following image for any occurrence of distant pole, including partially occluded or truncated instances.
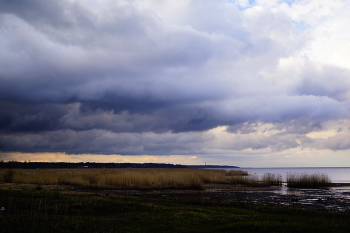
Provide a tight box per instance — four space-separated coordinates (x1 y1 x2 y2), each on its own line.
205 162 206 166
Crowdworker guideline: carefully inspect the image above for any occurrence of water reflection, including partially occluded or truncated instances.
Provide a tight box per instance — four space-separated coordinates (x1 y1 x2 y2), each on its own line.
274 186 303 195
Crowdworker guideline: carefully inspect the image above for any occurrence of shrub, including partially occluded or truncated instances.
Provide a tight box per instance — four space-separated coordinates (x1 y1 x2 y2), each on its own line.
0 169 16 183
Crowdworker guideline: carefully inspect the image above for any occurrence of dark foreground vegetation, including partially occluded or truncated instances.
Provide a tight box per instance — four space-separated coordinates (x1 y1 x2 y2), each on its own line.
1 187 350 233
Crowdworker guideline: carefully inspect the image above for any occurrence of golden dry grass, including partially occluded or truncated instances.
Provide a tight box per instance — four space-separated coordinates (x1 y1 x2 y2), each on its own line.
261 173 283 186
286 173 331 187
0 169 331 189
0 168 250 189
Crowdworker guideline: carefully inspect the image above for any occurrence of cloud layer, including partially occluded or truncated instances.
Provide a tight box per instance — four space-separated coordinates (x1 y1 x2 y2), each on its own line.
1 0 350 162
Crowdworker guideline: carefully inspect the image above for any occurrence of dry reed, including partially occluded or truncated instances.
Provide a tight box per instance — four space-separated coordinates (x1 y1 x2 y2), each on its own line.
0 168 249 189
1 169 332 189
286 173 331 188
261 173 283 186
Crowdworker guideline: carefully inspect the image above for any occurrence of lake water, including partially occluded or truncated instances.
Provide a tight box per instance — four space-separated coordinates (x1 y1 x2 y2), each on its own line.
228 167 350 183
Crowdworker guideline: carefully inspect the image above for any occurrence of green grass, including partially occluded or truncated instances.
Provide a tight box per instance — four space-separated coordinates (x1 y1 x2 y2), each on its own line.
1 188 349 233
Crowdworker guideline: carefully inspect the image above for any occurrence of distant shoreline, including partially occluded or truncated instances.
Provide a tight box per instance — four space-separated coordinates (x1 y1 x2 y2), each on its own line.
184 165 239 168
0 161 239 169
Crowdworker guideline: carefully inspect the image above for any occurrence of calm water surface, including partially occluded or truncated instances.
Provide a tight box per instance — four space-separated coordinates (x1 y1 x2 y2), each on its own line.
229 167 350 183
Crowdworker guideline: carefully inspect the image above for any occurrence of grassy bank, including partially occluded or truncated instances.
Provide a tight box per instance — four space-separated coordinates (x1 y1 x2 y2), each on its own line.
0 187 349 233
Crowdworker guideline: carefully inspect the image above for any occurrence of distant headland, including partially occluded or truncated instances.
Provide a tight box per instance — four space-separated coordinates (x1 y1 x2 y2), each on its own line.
0 161 239 169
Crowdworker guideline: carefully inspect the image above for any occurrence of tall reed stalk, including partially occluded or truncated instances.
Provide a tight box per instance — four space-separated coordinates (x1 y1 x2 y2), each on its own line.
0 168 248 189
261 173 283 186
0 169 332 189
286 173 331 188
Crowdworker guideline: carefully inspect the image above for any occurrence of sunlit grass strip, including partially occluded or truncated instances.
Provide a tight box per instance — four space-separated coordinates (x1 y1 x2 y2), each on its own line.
0 168 249 190
1 169 332 189
286 173 331 188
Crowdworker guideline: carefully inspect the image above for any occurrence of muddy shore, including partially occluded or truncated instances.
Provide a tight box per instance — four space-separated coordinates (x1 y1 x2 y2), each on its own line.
96 183 350 213
2 183 350 213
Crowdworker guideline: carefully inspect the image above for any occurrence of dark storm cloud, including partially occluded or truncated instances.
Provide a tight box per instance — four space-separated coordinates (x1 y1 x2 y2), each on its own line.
0 0 70 25
0 1 228 105
1 0 350 155
293 64 350 101
0 101 69 132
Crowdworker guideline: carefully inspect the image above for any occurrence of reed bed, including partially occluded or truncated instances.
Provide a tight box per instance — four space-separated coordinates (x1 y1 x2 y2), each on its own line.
0 168 250 190
0 169 332 189
286 173 331 188
261 173 283 186
226 170 249 176
0 168 267 189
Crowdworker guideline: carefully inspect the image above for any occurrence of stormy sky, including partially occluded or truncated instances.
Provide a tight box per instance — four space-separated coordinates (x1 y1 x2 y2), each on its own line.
1 0 350 166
